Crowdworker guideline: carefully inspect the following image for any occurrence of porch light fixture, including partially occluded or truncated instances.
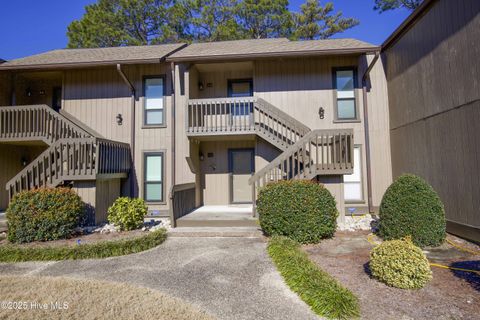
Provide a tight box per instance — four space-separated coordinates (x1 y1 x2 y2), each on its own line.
39 90 45 96
25 88 32 97
21 156 28 167
116 113 123 125
198 81 204 91
319 107 325 119
199 152 204 161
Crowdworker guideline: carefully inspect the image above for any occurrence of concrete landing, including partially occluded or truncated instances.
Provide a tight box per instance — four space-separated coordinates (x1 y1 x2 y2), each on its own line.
176 205 258 227
0 212 6 232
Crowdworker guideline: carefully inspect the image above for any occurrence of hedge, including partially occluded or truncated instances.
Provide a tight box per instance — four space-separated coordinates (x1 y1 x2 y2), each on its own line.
6 188 85 243
370 237 432 289
378 174 446 247
268 236 360 319
257 180 338 244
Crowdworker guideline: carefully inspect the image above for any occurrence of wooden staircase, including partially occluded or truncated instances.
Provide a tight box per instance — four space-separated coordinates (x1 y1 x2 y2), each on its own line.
0 105 131 199
186 97 355 211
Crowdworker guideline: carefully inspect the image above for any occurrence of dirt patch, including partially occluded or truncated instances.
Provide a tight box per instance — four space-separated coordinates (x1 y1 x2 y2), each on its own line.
0 275 214 320
0 229 147 248
304 231 480 320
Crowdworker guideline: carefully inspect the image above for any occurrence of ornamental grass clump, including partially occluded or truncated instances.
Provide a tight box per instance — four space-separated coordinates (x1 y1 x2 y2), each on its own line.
378 174 446 247
369 237 432 289
6 188 85 243
108 197 147 231
257 180 338 244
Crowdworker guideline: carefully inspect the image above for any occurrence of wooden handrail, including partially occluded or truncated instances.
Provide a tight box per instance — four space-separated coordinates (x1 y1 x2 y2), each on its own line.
6 137 131 198
0 104 92 144
249 129 354 186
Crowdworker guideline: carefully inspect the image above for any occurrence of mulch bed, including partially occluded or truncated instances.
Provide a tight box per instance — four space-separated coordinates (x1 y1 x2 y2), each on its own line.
304 231 480 320
0 229 147 248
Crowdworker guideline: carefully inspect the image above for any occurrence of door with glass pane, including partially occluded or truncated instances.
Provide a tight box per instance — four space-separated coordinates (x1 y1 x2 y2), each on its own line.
227 79 253 127
144 152 164 202
229 149 254 204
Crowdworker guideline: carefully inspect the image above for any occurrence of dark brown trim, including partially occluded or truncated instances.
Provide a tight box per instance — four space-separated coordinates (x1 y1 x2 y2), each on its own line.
446 220 480 244
382 0 437 51
142 75 167 127
166 47 381 63
143 151 166 204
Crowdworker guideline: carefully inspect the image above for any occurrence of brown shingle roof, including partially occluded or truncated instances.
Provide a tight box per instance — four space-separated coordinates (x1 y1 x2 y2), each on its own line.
0 43 186 70
167 38 379 61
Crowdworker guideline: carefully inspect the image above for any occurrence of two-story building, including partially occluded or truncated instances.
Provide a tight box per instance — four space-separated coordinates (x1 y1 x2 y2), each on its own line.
0 38 392 227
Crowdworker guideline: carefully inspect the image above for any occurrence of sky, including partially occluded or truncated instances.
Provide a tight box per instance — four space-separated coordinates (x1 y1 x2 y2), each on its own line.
0 0 411 60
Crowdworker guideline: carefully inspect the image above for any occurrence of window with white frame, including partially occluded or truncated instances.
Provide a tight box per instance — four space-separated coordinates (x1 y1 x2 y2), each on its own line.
334 68 357 120
144 77 165 126
144 152 164 202
344 146 363 201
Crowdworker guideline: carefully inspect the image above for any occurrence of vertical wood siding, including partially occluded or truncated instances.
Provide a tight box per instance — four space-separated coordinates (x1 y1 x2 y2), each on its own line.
385 0 480 235
63 64 173 212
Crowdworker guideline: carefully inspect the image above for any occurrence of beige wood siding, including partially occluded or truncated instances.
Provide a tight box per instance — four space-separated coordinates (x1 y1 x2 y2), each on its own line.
0 144 46 210
385 0 480 238
0 73 10 105
63 64 173 212
254 56 391 207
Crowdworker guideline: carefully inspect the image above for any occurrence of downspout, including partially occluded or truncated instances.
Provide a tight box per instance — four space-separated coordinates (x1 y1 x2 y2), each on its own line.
116 64 136 197
170 62 176 193
361 51 380 214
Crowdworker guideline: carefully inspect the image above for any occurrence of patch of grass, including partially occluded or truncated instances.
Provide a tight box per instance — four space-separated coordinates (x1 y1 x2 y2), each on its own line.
268 236 360 320
0 275 213 320
0 229 167 262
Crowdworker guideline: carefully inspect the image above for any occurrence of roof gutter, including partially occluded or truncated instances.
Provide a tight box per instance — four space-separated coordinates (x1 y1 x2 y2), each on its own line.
116 63 136 197
361 51 380 214
166 47 381 63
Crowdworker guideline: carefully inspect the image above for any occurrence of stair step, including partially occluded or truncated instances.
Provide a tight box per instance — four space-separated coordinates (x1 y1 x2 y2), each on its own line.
169 227 264 238
176 219 259 228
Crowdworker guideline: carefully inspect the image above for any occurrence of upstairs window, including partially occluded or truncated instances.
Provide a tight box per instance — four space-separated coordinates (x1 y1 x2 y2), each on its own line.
144 76 165 126
334 68 357 120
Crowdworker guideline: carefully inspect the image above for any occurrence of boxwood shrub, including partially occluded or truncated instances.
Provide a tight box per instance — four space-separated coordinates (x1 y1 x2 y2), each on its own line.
6 188 85 243
378 174 446 247
108 197 147 231
257 180 338 244
370 237 432 289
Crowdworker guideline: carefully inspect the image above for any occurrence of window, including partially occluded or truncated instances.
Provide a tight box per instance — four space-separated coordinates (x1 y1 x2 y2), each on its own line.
144 77 165 126
228 79 253 116
344 146 363 202
144 152 164 202
334 68 357 120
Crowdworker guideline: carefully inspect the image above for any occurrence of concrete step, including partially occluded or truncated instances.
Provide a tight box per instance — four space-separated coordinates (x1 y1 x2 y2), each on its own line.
176 218 259 228
176 205 258 228
168 227 264 238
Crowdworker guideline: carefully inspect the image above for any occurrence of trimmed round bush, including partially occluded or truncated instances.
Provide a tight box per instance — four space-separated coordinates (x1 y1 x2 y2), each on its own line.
257 180 338 244
370 237 432 289
378 174 446 247
108 197 147 231
6 188 85 243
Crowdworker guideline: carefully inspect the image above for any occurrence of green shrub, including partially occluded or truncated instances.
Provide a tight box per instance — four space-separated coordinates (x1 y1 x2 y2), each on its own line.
6 188 85 243
108 197 147 231
257 180 338 244
0 229 167 262
378 174 446 247
370 237 432 289
268 236 360 319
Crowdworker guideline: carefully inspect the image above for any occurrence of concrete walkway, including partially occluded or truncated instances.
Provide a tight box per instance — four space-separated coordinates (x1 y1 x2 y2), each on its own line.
0 237 318 320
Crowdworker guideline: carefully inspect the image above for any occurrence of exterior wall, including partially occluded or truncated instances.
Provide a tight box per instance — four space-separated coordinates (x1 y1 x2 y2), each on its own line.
63 64 174 215
0 73 10 105
14 74 61 107
384 0 480 241
254 55 392 211
199 139 255 205
0 144 46 210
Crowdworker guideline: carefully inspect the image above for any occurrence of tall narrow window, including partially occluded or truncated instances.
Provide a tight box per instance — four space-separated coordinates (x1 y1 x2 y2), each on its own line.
144 77 165 126
334 68 357 120
344 146 363 202
144 152 164 202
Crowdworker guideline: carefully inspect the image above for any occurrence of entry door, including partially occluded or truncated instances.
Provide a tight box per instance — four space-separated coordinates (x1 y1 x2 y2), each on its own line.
229 149 254 203
52 87 62 112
